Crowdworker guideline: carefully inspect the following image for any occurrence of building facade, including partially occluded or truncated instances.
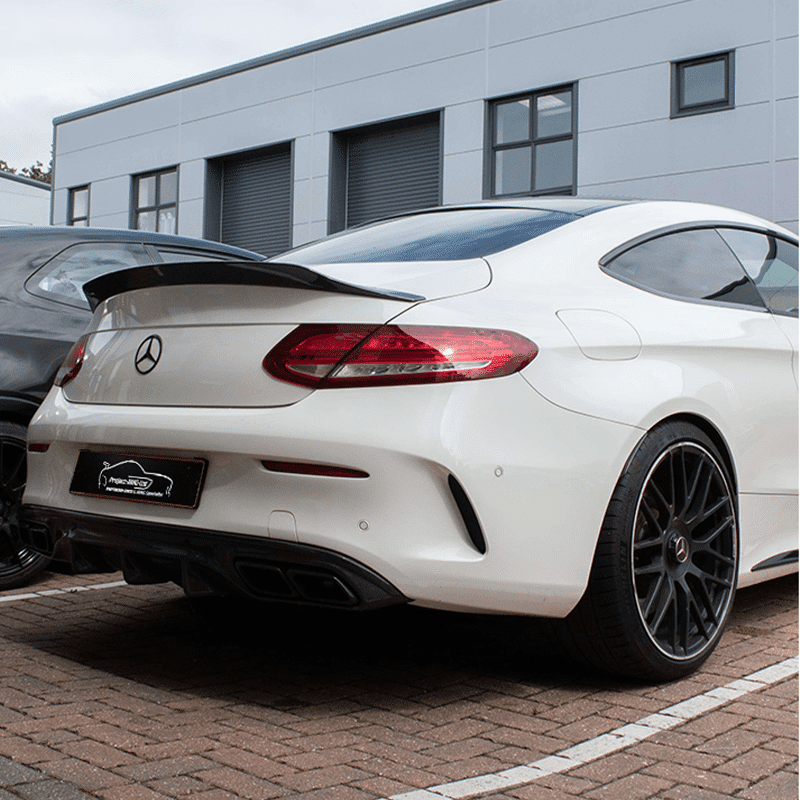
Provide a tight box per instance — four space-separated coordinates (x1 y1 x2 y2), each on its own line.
51 0 798 255
0 172 51 226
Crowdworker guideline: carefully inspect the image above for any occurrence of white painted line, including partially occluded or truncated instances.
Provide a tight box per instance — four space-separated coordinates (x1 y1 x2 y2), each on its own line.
0 580 127 604
386 656 799 800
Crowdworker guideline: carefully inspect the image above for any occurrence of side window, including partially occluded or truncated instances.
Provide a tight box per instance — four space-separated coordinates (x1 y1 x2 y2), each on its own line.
717 229 798 317
27 243 153 309
603 228 765 309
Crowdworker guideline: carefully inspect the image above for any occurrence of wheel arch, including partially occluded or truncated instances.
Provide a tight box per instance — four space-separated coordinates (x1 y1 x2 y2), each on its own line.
0 394 41 428
648 412 737 494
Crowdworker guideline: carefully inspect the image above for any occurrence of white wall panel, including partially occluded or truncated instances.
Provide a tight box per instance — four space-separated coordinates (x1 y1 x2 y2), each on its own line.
178 94 312 162
442 150 484 204
776 36 799 99
177 198 204 238
579 65 667 132
776 98 799 161
55 128 181 186
735 42 774 107
776 0 799 36
178 159 206 203
314 52 484 132
88 210 130 229
774 158 799 227
488 0 771 100
311 133 330 179
313 8 486 89
292 178 310 227
0 180 50 226
88 176 130 222
443 101 485 155
180 55 313 122
579 162 773 219
51 188 68 226
292 135 312 182
579 104 771 185
487 0 681 47
311 176 329 224
57 93 181 155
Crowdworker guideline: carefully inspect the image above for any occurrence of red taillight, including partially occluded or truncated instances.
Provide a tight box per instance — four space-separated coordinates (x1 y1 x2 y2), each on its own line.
54 335 88 387
264 325 538 388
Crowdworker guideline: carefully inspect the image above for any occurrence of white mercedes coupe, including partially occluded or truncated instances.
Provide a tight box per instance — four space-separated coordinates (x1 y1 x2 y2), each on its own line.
20 199 798 680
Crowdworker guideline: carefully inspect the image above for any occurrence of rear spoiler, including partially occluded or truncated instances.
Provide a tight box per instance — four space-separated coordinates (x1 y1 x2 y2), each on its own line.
83 260 424 311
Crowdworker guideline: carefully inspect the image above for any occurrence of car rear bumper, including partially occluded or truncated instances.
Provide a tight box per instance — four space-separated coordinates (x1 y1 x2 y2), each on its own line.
20 504 407 611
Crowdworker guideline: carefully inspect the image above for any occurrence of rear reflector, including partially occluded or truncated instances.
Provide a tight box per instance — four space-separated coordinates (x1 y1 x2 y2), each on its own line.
262 460 369 478
264 324 537 388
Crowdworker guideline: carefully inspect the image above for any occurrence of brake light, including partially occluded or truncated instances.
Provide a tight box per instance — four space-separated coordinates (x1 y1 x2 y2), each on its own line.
264 325 537 388
54 335 88 387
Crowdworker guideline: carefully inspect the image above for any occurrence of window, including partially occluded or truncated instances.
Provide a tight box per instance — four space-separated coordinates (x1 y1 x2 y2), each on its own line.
489 85 576 198
718 228 798 317
283 208 578 264
133 168 177 233
27 243 152 309
68 186 90 227
671 51 734 117
602 228 764 309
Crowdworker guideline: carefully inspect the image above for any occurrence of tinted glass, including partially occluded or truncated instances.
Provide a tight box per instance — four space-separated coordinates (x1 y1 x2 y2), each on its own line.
536 91 572 138
31 243 152 308
535 139 573 191
159 170 178 204
494 148 531 195
495 99 529 144
138 175 156 208
681 59 727 107
280 209 577 264
718 228 798 316
605 228 765 308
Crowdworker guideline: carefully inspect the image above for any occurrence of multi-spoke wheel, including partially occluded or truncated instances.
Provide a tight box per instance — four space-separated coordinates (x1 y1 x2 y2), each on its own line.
563 422 739 681
0 421 50 590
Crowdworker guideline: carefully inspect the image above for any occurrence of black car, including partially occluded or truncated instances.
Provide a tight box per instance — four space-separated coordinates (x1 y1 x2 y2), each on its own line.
0 226 262 589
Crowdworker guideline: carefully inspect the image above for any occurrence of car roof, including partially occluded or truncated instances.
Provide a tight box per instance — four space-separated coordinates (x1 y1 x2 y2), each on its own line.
0 225 264 259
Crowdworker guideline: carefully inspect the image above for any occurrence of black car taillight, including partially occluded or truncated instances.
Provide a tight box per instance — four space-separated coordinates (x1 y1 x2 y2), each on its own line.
264 324 538 388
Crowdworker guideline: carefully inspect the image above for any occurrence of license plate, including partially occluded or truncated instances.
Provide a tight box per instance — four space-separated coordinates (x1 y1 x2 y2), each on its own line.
70 451 207 509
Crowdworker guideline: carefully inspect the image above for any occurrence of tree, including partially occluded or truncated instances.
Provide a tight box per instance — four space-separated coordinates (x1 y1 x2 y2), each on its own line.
0 159 52 185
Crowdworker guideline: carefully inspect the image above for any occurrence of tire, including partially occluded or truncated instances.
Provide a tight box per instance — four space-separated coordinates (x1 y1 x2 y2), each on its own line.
563 421 739 681
0 420 50 590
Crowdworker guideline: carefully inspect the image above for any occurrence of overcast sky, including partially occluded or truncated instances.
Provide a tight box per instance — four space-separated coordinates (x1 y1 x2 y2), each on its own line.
2 0 448 170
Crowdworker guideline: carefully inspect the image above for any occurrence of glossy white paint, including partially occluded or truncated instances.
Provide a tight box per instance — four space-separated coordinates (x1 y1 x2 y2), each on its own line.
23 200 799 619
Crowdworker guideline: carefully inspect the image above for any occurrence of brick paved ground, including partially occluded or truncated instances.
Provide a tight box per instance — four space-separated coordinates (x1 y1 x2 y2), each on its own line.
0 570 795 800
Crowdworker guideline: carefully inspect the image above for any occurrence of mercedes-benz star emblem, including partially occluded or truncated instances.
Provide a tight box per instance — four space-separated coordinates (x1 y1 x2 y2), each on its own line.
135 335 163 375
674 536 689 564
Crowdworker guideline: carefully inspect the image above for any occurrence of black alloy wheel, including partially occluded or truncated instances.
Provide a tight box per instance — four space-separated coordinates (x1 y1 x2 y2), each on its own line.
561 421 739 681
632 441 737 661
0 420 50 590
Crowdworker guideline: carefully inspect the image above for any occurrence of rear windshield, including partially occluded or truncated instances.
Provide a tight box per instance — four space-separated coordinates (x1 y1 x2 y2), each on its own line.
277 208 577 264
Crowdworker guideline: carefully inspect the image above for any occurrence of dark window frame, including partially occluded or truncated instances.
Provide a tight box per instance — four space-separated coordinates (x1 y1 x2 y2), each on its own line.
485 83 578 199
671 51 735 118
131 167 178 233
67 185 90 227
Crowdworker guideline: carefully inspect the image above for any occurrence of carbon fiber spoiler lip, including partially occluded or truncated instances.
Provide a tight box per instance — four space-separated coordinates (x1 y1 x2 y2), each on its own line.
83 260 424 311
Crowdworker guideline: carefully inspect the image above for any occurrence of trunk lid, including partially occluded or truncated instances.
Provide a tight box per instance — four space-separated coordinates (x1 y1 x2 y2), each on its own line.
62 258 490 408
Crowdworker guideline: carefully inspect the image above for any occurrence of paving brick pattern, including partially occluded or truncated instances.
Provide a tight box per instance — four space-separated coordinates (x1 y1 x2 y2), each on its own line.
0 571 795 800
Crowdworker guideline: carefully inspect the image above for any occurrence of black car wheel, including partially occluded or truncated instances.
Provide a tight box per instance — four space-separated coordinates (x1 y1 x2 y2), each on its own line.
563 421 738 681
0 420 50 590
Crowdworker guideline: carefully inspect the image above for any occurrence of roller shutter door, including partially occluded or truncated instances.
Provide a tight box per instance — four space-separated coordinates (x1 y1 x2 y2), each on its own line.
345 113 441 229
219 144 292 257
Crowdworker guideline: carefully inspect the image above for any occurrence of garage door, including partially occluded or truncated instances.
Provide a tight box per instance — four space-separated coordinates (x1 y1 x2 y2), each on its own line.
336 112 441 231
217 144 292 258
